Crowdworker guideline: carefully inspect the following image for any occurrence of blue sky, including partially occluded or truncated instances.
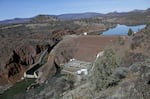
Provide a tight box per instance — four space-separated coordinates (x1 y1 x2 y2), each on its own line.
0 0 149 20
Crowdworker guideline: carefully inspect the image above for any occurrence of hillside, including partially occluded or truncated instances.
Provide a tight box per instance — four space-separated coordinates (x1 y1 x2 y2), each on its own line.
57 12 102 20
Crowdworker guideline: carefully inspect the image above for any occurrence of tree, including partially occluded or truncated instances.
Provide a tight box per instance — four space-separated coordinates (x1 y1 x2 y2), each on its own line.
90 48 120 91
146 22 150 29
128 28 133 36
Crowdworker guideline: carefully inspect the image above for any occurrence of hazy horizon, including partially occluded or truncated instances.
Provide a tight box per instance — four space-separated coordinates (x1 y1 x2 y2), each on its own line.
0 0 150 21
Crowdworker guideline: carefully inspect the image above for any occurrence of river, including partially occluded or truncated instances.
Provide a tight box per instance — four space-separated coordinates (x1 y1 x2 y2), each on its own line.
102 24 146 35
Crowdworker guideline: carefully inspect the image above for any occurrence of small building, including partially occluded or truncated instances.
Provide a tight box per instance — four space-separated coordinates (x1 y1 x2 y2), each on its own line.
62 59 90 75
24 71 39 79
76 69 88 75
69 58 75 62
83 32 87 35
24 60 44 79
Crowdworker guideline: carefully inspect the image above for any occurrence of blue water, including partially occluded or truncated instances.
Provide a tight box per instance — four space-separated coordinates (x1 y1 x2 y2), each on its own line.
102 24 146 35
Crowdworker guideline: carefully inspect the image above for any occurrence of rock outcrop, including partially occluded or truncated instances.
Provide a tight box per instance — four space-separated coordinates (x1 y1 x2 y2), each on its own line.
4 44 48 83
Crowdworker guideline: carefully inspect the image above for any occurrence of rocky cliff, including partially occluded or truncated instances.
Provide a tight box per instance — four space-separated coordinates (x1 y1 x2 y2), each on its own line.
0 28 76 87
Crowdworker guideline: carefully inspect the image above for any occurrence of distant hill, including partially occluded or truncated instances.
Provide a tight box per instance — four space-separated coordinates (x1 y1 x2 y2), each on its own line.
0 15 58 25
57 12 103 20
0 13 102 25
0 18 31 25
30 15 58 23
105 9 149 18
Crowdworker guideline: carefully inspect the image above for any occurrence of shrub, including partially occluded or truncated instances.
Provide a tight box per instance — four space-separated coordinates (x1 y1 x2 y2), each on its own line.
107 67 129 86
91 48 120 91
118 36 125 45
146 22 150 28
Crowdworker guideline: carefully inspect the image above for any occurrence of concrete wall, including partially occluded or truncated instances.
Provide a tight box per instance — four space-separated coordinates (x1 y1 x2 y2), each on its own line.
23 72 38 79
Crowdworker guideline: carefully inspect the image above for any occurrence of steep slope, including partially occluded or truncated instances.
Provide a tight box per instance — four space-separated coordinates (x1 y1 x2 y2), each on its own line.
0 27 75 92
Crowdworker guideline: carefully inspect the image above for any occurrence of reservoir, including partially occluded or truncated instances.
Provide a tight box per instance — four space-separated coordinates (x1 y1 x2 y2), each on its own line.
102 24 146 35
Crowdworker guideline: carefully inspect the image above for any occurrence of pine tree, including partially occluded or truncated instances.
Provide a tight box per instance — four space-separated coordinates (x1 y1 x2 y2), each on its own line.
146 22 150 28
128 28 133 36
